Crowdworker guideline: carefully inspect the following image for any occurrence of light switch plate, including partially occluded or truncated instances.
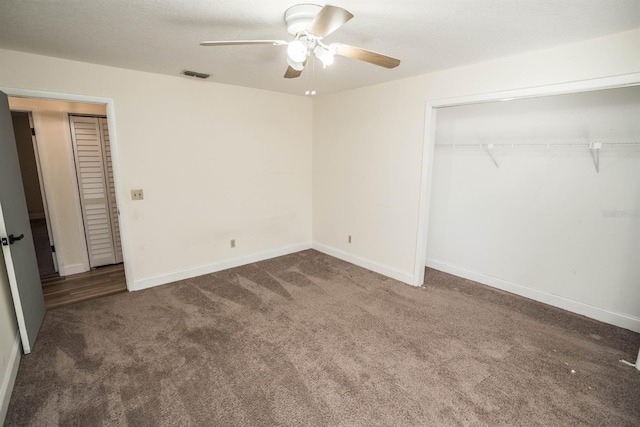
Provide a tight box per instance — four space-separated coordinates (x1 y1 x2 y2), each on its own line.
131 189 144 200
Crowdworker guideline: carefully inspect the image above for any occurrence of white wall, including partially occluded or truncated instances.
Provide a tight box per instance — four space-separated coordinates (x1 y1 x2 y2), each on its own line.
0 255 18 424
313 29 640 327
0 29 637 301
427 87 640 326
0 49 313 289
9 99 107 276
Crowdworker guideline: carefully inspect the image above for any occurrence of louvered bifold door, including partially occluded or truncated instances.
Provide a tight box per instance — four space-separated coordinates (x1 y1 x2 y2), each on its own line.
70 116 116 267
98 117 123 263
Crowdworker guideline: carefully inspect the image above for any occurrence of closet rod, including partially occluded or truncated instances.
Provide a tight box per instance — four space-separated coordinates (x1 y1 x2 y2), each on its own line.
435 141 640 148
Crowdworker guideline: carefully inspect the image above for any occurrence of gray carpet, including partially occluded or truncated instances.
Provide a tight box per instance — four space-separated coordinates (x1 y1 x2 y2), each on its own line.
5 250 640 426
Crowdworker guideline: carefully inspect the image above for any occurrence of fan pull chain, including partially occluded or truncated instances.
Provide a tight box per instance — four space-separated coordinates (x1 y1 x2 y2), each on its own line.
305 55 317 96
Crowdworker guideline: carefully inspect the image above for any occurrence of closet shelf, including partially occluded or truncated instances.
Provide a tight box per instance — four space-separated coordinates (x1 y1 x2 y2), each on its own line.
434 140 640 173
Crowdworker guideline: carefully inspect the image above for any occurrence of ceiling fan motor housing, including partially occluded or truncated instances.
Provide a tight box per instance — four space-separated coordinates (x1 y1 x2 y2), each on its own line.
284 4 322 36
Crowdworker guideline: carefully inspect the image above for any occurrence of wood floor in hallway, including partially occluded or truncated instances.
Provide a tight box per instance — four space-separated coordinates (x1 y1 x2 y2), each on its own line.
41 263 127 309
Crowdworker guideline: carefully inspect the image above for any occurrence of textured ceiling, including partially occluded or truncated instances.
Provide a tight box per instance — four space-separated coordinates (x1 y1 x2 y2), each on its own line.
0 0 639 96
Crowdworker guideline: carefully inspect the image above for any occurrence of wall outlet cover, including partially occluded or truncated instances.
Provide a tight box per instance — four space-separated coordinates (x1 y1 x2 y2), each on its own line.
131 189 144 200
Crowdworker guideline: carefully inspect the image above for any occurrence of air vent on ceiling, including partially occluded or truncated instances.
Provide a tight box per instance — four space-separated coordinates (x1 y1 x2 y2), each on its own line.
182 70 210 79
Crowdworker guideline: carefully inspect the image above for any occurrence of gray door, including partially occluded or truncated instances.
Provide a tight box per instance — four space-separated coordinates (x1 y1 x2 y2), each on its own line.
0 91 46 354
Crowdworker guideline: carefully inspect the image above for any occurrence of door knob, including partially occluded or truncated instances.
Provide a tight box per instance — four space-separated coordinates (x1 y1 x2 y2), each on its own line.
1 234 24 246
9 234 24 244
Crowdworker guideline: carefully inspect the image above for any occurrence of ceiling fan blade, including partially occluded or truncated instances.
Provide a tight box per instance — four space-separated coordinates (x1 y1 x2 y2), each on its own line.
284 66 303 79
284 59 307 79
333 44 401 69
306 5 354 38
200 40 286 46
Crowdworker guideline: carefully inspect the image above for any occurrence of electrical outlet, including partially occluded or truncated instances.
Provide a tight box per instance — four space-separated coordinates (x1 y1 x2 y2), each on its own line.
230 239 236 248
348 235 352 243
131 189 144 200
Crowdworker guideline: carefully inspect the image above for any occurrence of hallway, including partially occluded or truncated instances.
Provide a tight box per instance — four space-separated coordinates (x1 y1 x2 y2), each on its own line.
42 264 126 309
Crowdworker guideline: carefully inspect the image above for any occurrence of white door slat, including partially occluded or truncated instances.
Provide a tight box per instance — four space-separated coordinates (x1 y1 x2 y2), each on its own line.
70 115 116 267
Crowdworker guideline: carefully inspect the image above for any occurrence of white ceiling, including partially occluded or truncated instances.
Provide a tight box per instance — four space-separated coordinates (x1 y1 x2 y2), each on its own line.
1 1 638 96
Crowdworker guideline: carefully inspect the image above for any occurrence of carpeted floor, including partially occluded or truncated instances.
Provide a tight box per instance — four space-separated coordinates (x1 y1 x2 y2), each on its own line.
5 250 640 426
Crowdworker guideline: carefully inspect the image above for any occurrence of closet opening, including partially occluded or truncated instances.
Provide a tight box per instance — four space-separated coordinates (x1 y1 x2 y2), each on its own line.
8 97 127 308
415 75 640 332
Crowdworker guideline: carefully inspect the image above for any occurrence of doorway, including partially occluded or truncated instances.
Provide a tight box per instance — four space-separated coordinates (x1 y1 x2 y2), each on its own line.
10 111 58 278
8 97 127 308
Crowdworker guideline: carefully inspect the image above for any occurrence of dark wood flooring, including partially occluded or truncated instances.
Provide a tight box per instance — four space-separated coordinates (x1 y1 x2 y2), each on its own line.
41 263 127 309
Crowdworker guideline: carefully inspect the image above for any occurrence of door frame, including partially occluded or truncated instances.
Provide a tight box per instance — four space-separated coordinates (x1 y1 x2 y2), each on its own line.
2 87 133 291
414 72 640 287
10 107 60 274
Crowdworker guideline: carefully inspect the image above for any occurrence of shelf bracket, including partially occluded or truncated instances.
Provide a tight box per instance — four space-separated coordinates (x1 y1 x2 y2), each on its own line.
590 142 602 173
485 144 499 169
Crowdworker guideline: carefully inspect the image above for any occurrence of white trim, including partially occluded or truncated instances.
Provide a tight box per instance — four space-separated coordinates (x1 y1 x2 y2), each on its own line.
426 259 640 333
58 263 88 277
312 242 416 286
1 87 134 290
413 104 438 286
4 88 113 107
0 333 21 425
103 100 134 290
132 243 313 291
427 73 640 109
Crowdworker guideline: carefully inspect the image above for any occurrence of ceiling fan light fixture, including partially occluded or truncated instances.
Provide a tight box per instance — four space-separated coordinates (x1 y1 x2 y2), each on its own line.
314 45 334 68
201 4 401 82
287 40 308 63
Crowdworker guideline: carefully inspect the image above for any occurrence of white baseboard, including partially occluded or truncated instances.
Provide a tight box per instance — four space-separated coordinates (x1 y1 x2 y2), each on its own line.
58 263 88 277
312 242 416 286
132 243 313 291
0 333 21 425
425 259 640 333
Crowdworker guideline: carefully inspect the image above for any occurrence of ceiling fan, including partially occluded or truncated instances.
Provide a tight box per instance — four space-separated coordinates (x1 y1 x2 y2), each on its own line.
200 4 401 79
